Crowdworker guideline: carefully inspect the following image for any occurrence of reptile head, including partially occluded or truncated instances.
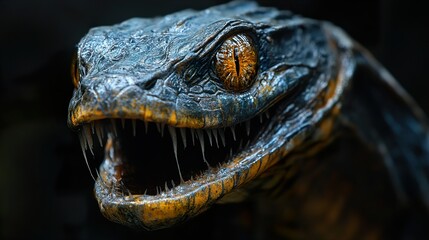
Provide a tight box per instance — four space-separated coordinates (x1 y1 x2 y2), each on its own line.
68 1 353 230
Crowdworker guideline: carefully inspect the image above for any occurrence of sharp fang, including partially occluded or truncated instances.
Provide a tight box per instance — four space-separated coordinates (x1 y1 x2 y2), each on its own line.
259 114 263 123
83 125 94 155
110 119 118 137
91 121 95 134
245 121 250 136
168 126 178 159
219 128 226 147
190 129 196 146
265 111 270 119
121 118 126 128
156 186 159 195
78 133 96 181
196 129 209 167
144 121 149 133
171 179 176 188
126 187 132 197
212 129 219 148
161 123 166 137
206 129 213 146
179 128 187 148
230 126 236 141
144 189 148 195
156 123 166 137
132 119 137 136
95 169 104 186
245 139 250 148
95 122 103 147
238 139 243 150
165 182 169 191
78 132 87 153
80 129 87 150
168 126 184 183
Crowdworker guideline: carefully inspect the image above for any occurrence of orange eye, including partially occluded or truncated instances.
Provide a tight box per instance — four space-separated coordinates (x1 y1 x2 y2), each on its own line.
71 52 80 88
215 34 258 92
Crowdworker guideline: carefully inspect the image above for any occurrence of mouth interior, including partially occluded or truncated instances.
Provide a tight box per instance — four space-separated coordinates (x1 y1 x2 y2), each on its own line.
80 112 271 196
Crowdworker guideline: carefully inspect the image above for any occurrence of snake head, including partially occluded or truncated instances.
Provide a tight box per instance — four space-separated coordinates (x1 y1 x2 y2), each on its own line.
67 1 352 230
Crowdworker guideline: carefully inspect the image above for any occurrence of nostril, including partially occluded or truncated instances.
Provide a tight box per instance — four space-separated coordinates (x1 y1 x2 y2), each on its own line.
142 79 157 90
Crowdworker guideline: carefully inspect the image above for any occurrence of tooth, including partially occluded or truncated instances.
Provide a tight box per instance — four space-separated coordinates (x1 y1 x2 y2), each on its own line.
121 118 126 128
230 148 233 158
161 123 166 136
83 125 94 155
91 121 95 134
238 139 243 150
132 119 136 136
168 127 178 160
78 132 96 181
196 129 209 167
212 129 219 148
259 114 263 123
95 169 101 179
156 186 159 195
190 129 195 146
245 121 250 136
80 129 87 150
95 122 103 147
265 111 270 119
165 182 169 191
144 121 149 133
219 128 226 147
230 126 236 141
110 119 118 137
78 132 87 153
205 129 213 146
225 149 230 161
168 126 184 183
156 123 166 136
171 179 176 188
144 189 148 195
179 128 187 148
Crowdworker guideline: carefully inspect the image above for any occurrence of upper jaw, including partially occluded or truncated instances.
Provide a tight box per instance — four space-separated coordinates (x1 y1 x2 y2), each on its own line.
67 63 309 130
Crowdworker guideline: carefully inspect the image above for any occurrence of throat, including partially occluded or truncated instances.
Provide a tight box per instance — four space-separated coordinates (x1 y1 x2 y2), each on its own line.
119 123 229 195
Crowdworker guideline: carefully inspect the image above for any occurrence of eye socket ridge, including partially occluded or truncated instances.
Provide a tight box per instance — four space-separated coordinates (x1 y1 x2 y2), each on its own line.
214 33 258 92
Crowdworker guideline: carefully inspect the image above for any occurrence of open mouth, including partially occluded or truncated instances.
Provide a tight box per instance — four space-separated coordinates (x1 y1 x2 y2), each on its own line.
74 98 287 230
78 109 272 197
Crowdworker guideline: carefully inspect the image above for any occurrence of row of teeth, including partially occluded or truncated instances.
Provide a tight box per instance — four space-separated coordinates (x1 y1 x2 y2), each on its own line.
79 112 270 183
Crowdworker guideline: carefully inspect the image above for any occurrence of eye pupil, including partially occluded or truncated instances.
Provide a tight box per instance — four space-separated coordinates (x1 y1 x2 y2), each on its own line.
233 47 240 76
215 34 258 92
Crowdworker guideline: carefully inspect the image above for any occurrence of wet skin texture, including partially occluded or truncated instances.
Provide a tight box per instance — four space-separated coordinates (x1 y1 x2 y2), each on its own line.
68 1 429 239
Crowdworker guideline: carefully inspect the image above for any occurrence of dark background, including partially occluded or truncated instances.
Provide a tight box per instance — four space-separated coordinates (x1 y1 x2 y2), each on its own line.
1 0 428 239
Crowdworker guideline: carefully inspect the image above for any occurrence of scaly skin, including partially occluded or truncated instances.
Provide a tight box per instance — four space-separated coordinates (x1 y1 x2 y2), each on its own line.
68 2 429 238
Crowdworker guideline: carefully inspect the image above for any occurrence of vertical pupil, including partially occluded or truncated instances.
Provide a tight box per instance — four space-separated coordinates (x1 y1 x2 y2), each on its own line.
233 47 240 76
